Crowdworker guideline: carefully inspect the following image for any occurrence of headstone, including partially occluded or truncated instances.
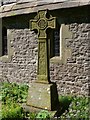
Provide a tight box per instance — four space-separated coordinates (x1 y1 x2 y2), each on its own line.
26 10 59 111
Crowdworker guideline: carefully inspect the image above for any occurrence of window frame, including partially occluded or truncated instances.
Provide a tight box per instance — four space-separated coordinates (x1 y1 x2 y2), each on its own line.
0 28 14 62
50 24 72 64
2 26 8 56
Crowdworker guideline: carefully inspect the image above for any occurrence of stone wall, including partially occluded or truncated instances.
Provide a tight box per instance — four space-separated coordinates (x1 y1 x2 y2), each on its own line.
50 23 90 96
0 23 89 96
0 29 38 83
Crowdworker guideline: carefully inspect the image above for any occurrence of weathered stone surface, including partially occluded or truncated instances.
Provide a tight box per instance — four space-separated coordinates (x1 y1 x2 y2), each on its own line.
30 10 56 83
0 29 38 83
27 82 58 110
50 23 90 96
0 0 90 18
0 0 16 5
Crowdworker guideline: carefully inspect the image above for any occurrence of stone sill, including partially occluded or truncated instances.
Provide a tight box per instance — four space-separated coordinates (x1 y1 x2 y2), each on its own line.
50 56 63 64
0 55 9 62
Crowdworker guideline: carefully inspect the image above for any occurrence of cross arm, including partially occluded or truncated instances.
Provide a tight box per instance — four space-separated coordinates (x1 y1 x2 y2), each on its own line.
47 17 56 29
30 20 38 31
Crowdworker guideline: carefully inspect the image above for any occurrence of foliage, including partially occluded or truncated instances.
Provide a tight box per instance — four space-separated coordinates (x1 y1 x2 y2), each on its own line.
36 110 50 119
28 112 37 119
0 82 29 120
0 82 89 120
23 111 37 120
60 96 89 119
1 103 24 120
59 95 72 111
1 82 28 103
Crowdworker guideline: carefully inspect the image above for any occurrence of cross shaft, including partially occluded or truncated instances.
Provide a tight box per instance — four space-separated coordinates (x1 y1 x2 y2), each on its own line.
30 10 56 83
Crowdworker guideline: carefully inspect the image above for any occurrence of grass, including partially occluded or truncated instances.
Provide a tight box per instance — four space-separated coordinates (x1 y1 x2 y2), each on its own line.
0 82 28 120
0 82 89 120
59 96 89 119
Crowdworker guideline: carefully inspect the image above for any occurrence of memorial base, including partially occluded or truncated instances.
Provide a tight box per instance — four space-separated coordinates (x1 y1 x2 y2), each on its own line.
26 82 59 111
22 103 57 118
22 82 59 117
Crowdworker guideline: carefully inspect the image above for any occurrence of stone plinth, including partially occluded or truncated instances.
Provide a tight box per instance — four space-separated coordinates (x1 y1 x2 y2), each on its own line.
26 82 59 111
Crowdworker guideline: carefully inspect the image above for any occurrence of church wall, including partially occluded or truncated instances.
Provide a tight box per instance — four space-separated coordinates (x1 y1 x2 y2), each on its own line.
50 23 90 96
0 29 38 83
0 7 90 96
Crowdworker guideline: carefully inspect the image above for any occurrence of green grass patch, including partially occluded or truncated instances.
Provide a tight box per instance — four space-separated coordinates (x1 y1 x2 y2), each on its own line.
0 82 29 120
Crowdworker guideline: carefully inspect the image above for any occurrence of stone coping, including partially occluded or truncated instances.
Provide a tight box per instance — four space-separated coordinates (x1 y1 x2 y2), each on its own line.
0 0 90 18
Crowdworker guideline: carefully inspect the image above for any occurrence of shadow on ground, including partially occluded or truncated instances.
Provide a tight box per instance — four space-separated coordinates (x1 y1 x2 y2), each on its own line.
55 96 72 117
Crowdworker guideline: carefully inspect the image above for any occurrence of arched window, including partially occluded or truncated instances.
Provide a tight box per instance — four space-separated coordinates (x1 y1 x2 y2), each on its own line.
2 27 8 56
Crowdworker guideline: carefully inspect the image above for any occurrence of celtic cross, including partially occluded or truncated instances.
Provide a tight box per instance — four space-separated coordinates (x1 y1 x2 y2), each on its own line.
30 10 56 83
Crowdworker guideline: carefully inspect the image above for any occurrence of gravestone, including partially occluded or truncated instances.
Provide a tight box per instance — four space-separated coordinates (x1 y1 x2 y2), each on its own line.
26 10 59 111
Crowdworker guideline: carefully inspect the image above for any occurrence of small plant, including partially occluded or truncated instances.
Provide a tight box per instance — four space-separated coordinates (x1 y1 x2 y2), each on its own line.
1 82 29 103
59 95 72 111
1 82 29 120
2 103 24 120
36 110 50 119
25 111 37 119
